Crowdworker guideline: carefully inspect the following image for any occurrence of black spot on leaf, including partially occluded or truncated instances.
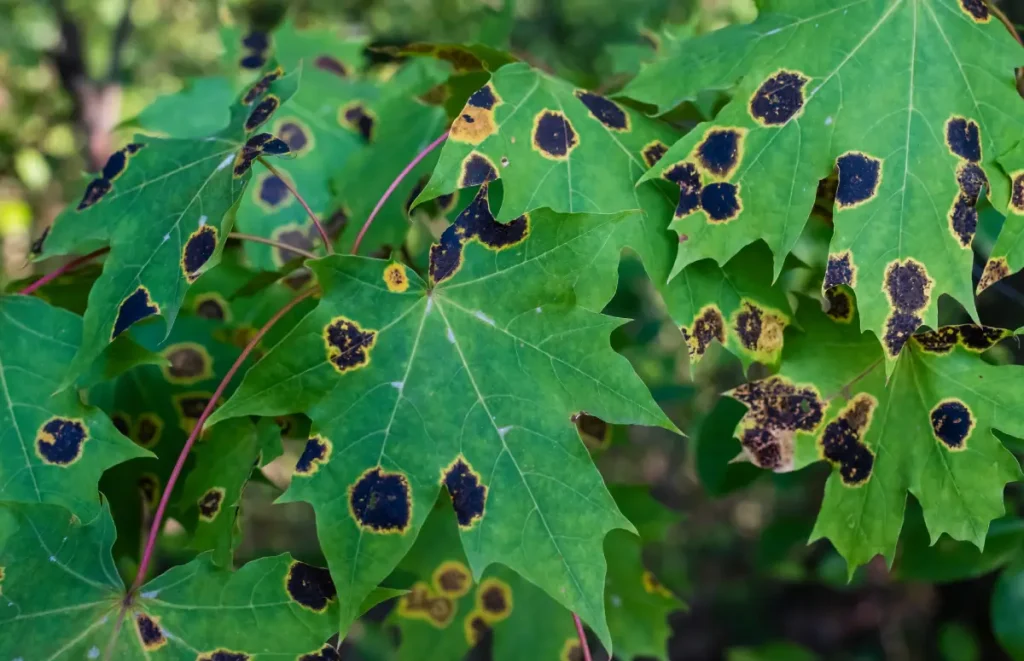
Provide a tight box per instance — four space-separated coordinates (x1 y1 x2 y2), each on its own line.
315 55 349 77
286 561 338 612
930 399 973 450
682 305 725 360
948 194 978 247
467 84 498 110
135 413 162 448
1010 173 1024 214
101 151 129 181
465 612 491 646
242 67 283 105
824 251 856 289
574 90 629 131
732 376 824 471
77 178 112 211
663 162 702 218
835 151 882 209
819 394 876 486
258 174 291 209
239 53 267 70
429 227 464 284
433 561 471 597
478 578 512 619
443 457 486 528
978 257 1010 294
913 326 959 354
532 110 578 160
574 412 610 448
957 324 1009 351
349 467 412 533
324 207 349 239
241 30 269 51
276 120 311 153
340 102 376 141
174 393 213 434
957 163 988 203
825 288 854 323
135 613 166 650
198 487 225 521
323 317 377 373
112 286 159 339
946 117 981 162
749 70 809 126
197 650 250 661
460 152 498 188
111 412 130 437
164 343 211 383
36 417 88 465
696 127 744 178
182 225 218 282
271 225 315 265
642 140 668 168
299 645 341 661
245 95 280 132
295 435 332 475
195 293 228 321
958 0 990 22
701 182 742 222
31 226 49 255
882 258 932 357
733 301 786 357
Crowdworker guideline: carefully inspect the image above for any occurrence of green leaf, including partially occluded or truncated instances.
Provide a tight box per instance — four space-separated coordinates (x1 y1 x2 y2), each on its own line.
0 295 148 519
207 198 673 648
177 417 283 566
130 77 236 139
626 0 1023 367
985 142 1024 294
0 502 344 660
993 560 1024 660
727 296 1022 572
38 63 300 386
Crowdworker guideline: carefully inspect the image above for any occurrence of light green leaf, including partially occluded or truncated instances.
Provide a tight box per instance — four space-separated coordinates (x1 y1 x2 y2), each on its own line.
38 63 300 386
0 502 344 660
626 0 1023 367
130 77 236 139
728 296 1023 572
0 295 148 520
208 196 673 648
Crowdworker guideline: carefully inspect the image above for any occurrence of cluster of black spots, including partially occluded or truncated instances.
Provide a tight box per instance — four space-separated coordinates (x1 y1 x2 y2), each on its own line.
233 132 291 177
198 650 250 661
258 174 290 208
315 54 349 78
696 128 744 178
401 582 456 627
295 436 331 475
428 185 529 284
978 256 1010 294
35 417 87 466
77 143 145 211
701 182 742 222
1011 173 1024 214
819 394 876 486
957 324 1009 351
824 251 856 289
958 0 990 21
574 90 629 131
732 377 824 471
663 162 702 218
111 412 130 437
299 644 341 661
835 151 882 209
245 95 280 132
30 226 49 255
276 120 310 153
682 305 725 360
882 258 932 357
239 30 271 69
340 102 376 142
749 70 809 126
532 109 578 160
135 414 162 448
182 226 218 282
195 294 227 321
930 399 974 450
113 286 159 339
323 317 377 373
349 467 412 533
946 117 982 162
241 67 283 105
642 140 668 168
135 613 166 650
443 457 487 528
197 487 225 521
138 473 159 507
165 344 210 381
573 412 610 447
824 288 854 323
913 326 959 354
286 561 338 612
460 153 498 189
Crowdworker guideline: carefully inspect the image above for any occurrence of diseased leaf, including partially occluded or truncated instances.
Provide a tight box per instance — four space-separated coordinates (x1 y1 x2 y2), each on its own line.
626 0 1024 367
0 502 345 660
207 195 673 647
0 296 148 519
130 77 236 139
986 142 1024 294
728 296 1023 572
37 63 300 386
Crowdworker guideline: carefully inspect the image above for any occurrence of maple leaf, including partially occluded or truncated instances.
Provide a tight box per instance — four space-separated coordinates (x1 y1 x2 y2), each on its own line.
37 63 300 386
0 296 148 520
0 501 390 660
207 191 674 648
624 0 1024 368
388 489 682 661
727 295 1023 572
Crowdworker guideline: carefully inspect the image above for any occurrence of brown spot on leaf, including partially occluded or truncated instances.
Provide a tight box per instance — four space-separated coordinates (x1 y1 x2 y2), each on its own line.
433 560 471 598
383 263 409 293
35 417 88 466
695 127 745 178
532 109 578 160
561 639 585 661
682 305 726 360
819 394 877 486
194 293 229 321
477 578 512 622
173 392 214 435
134 413 163 449
732 376 824 471
732 301 787 359
749 69 809 126
197 487 225 521
135 613 167 650
285 561 337 612
642 570 675 598
298 644 341 661
930 399 974 450
451 84 501 145
111 412 130 437
574 90 629 131
295 435 332 476
323 316 377 374
574 412 610 448
957 162 988 203
349 467 412 533
339 102 376 142
182 225 219 282
464 610 491 646
315 55 349 78
101 143 145 181
162 342 213 384
271 224 315 266
1010 172 1024 214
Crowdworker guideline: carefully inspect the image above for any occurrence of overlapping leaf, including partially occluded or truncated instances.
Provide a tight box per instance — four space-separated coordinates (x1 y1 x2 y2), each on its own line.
986 142 1024 293
727 296 1023 571
0 502 347 660
0 296 148 520
37 63 300 385
625 0 1024 368
207 193 673 647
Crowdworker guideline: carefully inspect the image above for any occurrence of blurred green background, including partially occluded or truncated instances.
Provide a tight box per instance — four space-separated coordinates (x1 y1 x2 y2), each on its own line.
4 1 1024 660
